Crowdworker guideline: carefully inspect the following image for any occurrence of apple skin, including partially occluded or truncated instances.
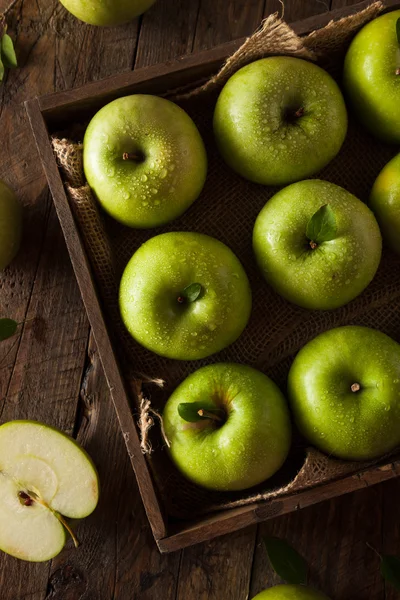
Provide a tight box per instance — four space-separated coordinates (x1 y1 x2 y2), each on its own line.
59 0 156 26
343 10 400 143
253 180 382 310
288 326 400 461
163 363 291 491
213 56 347 186
0 180 22 270
84 95 207 228
252 585 330 600
119 232 252 360
369 153 400 254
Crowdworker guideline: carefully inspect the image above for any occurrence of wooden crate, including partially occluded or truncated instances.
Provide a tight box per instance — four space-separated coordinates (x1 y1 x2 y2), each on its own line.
26 0 400 553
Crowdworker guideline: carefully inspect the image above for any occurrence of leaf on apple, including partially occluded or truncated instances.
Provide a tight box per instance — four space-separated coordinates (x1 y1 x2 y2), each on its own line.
306 204 337 245
1 33 17 69
397 18 400 45
181 283 203 303
264 536 308 585
381 555 400 592
0 53 4 82
178 402 222 423
0 318 18 341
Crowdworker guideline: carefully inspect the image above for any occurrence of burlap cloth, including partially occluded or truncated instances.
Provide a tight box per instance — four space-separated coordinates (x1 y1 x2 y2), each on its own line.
52 1 400 519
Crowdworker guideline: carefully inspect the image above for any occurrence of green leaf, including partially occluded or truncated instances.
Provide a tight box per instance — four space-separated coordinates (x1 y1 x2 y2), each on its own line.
1 33 17 68
0 53 4 82
264 537 308 585
178 402 222 423
0 318 18 341
396 17 400 45
182 283 203 303
306 204 337 245
381 555 400 592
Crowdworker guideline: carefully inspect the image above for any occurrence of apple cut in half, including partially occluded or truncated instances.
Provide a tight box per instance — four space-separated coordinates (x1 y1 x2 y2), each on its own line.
0 420 99 562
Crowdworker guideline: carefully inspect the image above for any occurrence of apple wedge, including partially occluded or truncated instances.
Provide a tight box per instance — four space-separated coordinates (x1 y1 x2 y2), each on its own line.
0 420 99 562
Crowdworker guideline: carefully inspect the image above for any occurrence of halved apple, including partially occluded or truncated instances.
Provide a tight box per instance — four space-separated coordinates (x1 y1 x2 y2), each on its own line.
0 420 99 562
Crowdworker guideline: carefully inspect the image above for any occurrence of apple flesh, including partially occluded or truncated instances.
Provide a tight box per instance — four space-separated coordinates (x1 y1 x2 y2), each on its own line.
0 420 99 562
288 326 400 461
252 585 330 599
84 95 207 228
343 9 400 143
0 180 22 270
213 56 347 186
369 153 400 254
253 180 382 310
163 363 291 491
119 232 252 360
59 0 156 26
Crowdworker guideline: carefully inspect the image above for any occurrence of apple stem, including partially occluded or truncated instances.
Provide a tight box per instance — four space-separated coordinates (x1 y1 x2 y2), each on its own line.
351 383 361 393
294 107 305 118
177 296 185 304
30 495 80 548
396 68 400 76
197 409 222 422
309 241 318 250
122 152 144 162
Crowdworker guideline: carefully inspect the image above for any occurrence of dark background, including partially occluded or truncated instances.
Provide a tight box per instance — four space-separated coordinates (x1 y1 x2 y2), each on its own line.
0 0 398 598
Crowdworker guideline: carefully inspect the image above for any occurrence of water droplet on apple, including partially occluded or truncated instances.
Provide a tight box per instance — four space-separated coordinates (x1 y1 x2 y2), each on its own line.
140 174 148 182
123 191 130 200
142 201 149 207
160 168 168 179
151 188 158 195
169 164 176 172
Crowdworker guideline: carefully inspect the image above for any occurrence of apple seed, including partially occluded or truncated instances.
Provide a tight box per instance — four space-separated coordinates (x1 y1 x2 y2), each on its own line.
18 491 33 506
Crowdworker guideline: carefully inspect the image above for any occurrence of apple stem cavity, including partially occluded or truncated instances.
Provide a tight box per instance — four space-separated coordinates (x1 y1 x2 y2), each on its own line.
197 409 223 422
351 383 361 393
122 151 145 163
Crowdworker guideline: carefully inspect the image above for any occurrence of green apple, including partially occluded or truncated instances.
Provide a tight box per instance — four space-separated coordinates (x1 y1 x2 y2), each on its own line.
213 56 347 186
0 420 99 562
288 326 400 461
119 232 252 360
369 153 400 254
163 363 291 491
253 180 382 310
59 0 156 26
84 95 207 228
0 180 22 270
252 585 330 599
343 10 400 143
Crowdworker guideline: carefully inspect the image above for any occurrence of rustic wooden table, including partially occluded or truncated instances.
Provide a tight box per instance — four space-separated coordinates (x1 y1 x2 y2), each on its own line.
0 0 399 598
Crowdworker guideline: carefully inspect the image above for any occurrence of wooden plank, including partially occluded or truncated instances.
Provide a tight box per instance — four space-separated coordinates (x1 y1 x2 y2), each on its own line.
135 0 201 67
250 484 385 598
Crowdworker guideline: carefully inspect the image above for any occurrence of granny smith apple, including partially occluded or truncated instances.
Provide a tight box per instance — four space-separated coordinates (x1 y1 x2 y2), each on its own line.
0 420 99 562
370 153 400 254
253 180 382 310
119 232 252 360
252 585 330 599
84 95 207 228
343 10 400 143
163 363 291 491
213 56 347 186
288 326 400 461
0 180 22 270
59 0 156 26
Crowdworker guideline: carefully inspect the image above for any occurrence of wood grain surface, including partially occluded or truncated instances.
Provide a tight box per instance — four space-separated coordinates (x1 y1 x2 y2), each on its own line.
0 0 398 599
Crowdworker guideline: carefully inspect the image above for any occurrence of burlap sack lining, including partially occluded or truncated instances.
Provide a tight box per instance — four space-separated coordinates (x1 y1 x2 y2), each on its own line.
51 1 400 520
